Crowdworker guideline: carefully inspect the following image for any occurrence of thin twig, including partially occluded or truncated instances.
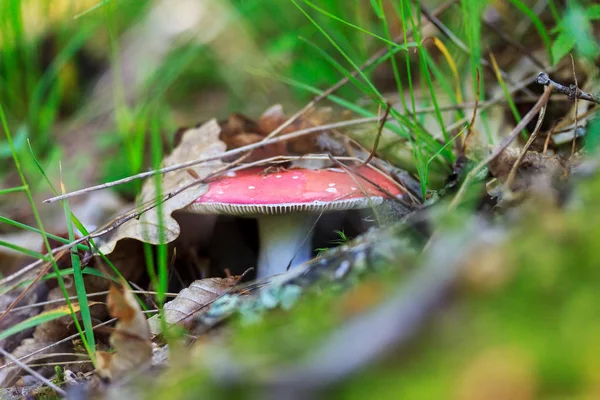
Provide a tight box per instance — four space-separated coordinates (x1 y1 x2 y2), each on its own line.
537 72 600 104
327 155 382 226
462 67 481 154
0 347 67 396
449 84 553 210
0 251 61 324
45 117 379 203
569 55 579 159
0 289 178 314
0 241 82 291
0 318 115 372
543 120 560 154
504 97 548 190
363 104 391 166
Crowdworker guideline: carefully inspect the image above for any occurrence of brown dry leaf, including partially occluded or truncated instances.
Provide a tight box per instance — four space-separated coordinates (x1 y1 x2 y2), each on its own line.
98 119 226 254
220 113 258 139
223 131 286 162
96 282 152 381
257 104 332 155
147 276 238 336
218 110 286 162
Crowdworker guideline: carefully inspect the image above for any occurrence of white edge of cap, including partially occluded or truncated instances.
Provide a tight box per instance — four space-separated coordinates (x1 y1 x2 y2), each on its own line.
184 196 385 216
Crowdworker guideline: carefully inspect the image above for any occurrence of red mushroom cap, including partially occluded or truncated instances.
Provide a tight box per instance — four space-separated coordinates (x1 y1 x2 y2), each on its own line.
185 166 405 215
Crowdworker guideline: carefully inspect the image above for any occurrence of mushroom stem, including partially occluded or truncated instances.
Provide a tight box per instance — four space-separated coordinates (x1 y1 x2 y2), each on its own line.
256 213 316 279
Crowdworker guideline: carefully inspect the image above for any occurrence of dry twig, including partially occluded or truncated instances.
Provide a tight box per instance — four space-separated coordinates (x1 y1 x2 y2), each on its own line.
537 72 600 105
0 347 67 396
449 84 554 210
45 117 379 203
504 96 549 190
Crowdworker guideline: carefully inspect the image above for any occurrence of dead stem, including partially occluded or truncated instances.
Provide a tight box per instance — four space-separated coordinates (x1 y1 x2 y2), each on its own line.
504 97 549 190
0 347 67 396
449 84 554 210
362 104 391 166
0 318 115 372
537 72 600 105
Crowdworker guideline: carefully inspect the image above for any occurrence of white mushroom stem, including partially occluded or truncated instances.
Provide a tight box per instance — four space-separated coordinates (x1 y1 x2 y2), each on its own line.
256 213 317 279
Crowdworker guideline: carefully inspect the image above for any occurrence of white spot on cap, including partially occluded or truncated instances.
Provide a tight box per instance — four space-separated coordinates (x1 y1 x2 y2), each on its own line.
292 176 299 180
351 187 357 191
328 183 336 187
217 190 224 195
276 175 282 178
226 171 236 177
326 187 337 193
248 186 256 190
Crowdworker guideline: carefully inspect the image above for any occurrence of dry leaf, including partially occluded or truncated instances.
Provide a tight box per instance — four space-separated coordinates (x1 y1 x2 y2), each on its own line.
96 283 152 381
218 110 286 162
147 276 238 335
98 120 226 254
257 104 332 155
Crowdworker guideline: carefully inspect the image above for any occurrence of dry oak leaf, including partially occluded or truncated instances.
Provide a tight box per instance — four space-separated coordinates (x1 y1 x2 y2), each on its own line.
98 120 226 254
148 276 238 336
96 282 152 381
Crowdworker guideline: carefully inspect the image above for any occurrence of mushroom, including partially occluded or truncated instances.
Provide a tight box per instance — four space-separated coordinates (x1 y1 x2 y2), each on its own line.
185 166 405 279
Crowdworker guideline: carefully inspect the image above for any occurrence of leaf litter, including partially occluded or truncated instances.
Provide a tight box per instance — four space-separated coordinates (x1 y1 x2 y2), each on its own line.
97 119 226 255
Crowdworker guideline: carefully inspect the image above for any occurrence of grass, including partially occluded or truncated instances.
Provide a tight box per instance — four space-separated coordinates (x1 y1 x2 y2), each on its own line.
0 0 598 394
0 101 95 362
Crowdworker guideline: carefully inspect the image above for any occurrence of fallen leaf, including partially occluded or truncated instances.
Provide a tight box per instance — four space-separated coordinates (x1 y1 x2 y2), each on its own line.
220 113 258 139
218 110 286 162
257 104 332 155
98 120 226 254
222 131 286 162
96 282 152 381
147 276 238 336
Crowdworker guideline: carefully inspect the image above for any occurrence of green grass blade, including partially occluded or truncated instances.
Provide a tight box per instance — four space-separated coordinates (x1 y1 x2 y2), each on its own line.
0 185 27 195
60 184 96 356
302 0 414 52
0 102 94 362
0 240 48 260
0 306 83 342
507 0 553 63
291 0 383 100
489 52 526 137
0 215 89 251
